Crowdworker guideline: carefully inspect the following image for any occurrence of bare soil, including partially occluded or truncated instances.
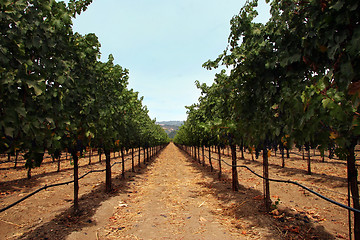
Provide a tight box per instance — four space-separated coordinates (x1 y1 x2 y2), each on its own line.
0 143 355 239
201 146 354 239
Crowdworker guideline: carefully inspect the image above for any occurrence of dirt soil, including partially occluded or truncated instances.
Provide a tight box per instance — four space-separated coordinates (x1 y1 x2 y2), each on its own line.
201 146 353 240
0 143 354 239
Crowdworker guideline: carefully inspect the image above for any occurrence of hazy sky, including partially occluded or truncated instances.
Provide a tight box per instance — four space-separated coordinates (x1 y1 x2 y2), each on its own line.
65 0 270 121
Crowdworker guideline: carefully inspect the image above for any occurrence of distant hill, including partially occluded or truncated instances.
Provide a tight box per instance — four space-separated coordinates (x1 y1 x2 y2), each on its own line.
156 121 184 127
156 121 184 138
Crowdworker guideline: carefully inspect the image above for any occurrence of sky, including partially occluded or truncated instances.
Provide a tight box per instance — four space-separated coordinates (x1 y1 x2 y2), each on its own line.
64 0 271 121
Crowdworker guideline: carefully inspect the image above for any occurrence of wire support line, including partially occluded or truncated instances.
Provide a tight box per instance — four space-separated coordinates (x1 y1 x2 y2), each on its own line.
214 158 360 213
289 151 344 160
0 155 139 213
182 148 360 214
0 151 141 168
214 155 358 200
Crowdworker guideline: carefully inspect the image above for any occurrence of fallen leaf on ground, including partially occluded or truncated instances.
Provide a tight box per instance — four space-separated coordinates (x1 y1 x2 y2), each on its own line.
253 195 264 200
199 217 207 222
271 209 280 216
336 234 347 239
284 225 300 233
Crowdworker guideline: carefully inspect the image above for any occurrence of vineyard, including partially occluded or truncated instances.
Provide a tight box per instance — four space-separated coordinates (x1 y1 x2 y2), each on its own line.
173 0 360 239
0 0 169 214
0 146 167 239
177 143 353 239
1 0 360 239
0 142 355 239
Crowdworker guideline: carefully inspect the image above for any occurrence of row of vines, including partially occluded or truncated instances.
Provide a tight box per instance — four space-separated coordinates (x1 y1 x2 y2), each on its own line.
0 0 169 212
174 0 360 238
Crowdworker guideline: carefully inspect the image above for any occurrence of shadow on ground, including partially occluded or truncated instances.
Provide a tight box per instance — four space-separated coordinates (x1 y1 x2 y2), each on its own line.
16 155 160 240
217 153 348 191
180 148 335 240
0 152 141 195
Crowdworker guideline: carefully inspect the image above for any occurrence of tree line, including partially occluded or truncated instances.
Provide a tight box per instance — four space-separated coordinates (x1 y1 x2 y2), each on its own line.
174 0 360 237
1 0 169 212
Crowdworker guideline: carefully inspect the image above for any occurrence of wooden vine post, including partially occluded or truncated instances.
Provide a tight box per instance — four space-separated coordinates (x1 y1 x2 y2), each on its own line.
263 147 271 212
146 147 150 162
121 147 125 179
105 149 112 193
218 145 222 179
307 148 311 175
347 138 360 239
198 146 201 162
14 152 18 169
281 145 285 168
57 157 61 172
131 148 135 172
194 146 197 162
70 149 80 212
138 147 141 166
143 147 146 164
202 146 205 166
230 138 239 191
208 146 213 172
240 141 245 159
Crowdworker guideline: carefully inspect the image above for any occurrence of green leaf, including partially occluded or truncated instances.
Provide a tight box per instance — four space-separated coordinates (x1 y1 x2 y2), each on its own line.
322 98 332 108
4 127 14 137
280 53 301 66
348 2 358 11
330 1 344 10
53 135 61 141
349 28 360 54
275 127 280 137
16 107 27 117
27 81 44 96
317 78 327 91
340 61 354 79
353 125 360 136
58 76 66 84
271 104 279 110
327 44 339 60
333 92 343 102
45 117 54 124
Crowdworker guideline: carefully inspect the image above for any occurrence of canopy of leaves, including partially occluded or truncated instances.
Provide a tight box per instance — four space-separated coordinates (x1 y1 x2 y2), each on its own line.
175 0 360 158
0 0 169 168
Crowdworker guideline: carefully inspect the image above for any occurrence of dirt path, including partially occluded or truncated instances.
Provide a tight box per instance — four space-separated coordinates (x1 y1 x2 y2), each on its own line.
68 143 279 239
